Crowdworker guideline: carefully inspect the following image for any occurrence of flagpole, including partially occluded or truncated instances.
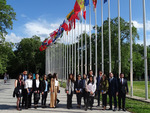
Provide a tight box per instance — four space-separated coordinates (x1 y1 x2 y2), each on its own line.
118 0 121 77
81 11 83 76
108 0 111 73
72 27 74 74
69 30 71 74
143 0 148 100
67 32 69 79
74 26 77 80
89 0 92 70
78 20 80 75
65 33 66 81
94 7 97 77
85 6 87 75
45 48 47 75
101 0 104 74
129 0 133 97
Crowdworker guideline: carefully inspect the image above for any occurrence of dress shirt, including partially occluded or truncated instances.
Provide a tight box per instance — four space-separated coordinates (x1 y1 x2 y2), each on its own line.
44 80 48 92
36 79 40 88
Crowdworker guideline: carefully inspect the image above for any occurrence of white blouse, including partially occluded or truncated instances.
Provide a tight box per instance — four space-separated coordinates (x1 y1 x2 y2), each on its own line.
25 79 33 89
55 80 58 87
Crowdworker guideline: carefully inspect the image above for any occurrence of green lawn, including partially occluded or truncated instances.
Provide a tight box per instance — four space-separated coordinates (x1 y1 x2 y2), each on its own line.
128 81 150 98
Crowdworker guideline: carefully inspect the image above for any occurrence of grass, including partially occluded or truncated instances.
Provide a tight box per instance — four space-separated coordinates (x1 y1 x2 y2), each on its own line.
128 81 150 98
59 81 150 113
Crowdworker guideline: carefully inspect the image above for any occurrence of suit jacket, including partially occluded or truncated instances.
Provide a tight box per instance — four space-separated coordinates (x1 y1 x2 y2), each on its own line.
108 77 118 96
96 75 102 90
75 79 83 93
118 78 128 94
32 79 41 92
41 80 49 92
66 80 74 95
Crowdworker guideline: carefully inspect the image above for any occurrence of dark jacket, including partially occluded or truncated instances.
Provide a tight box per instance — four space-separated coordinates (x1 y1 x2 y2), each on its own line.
108 77 118 95
41 80 49 92
33 79 42 92
74 79 83 93
96 75 102 90
118 78 128 94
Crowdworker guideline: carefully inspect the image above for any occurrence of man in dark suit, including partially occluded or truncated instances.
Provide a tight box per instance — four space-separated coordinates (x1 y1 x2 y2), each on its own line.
96 71 103 107
41 74 49 108
32 74 41 108
118 73 128 111
108 72 118 111
22 70 28 108
75 74 83 108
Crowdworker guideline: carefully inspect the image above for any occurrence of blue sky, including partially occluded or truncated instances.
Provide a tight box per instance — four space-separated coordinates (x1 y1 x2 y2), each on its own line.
6 0 150 45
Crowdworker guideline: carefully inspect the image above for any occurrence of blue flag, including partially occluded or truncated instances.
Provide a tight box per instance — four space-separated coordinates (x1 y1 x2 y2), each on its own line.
84 0 89 6
104 0 107 4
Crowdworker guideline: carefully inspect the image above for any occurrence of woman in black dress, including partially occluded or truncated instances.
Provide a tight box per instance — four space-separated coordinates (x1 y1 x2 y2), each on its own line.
14 74 23 111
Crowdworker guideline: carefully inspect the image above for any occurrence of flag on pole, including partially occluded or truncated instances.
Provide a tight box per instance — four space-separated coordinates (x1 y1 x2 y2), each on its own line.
92 0 97 8
83 7 86 20
61 19 69 31
74 0 84 14
104 0 107 4
84 0 89 6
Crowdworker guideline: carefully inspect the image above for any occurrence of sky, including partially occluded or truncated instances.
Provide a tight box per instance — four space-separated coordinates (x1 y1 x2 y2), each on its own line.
6 0 150 45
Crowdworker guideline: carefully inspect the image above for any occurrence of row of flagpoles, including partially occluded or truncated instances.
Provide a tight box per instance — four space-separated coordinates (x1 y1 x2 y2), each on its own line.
43 0 148 100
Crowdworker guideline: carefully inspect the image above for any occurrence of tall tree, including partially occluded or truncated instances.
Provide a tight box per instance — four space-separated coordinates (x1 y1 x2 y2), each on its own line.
0 0 16 41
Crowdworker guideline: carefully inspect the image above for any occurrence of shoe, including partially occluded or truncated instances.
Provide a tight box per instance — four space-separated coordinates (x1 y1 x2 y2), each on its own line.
113 108 117 111
118 108 121 111
123 108 126 111
57 99 60 104
85 108 87 111
90 107 93 110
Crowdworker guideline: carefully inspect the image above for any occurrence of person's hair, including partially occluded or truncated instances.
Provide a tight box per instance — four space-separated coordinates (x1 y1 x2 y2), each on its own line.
17 74 22 80
68 74 74 82
43 74 47 80
28 73 32 79
83 74 87 79
120 73 124 75
53 73 58 80
103 74 107 81
87 75 94 85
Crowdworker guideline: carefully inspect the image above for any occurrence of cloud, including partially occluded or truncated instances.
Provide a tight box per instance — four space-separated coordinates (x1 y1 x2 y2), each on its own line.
5 33 23 43
23 18 62 41
21 14 27 18
136 35 150 46
132 20 150 31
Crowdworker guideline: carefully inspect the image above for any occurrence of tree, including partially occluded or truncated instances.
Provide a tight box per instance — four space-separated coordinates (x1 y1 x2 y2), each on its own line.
0 0 16 41
76 17 139 78
7 36 45 77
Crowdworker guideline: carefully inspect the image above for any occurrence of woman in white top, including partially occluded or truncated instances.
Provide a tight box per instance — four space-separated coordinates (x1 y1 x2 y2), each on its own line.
25 73 33 108
85 75 96 111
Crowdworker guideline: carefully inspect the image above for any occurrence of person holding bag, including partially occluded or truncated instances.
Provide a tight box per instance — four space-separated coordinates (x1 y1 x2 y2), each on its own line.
33 73 41 109
14 74 23 111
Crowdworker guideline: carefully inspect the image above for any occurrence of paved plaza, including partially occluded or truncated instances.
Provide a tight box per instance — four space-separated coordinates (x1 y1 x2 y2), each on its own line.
0 79 130 113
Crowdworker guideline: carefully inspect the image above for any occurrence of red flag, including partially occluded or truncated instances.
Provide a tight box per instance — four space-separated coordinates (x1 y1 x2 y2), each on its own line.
92 0 97 8
83 7 86 20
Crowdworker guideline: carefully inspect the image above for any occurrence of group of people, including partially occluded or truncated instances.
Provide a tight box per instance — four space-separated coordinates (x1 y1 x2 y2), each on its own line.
13 71 60 111
66 70 128 111
13 70 128 112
